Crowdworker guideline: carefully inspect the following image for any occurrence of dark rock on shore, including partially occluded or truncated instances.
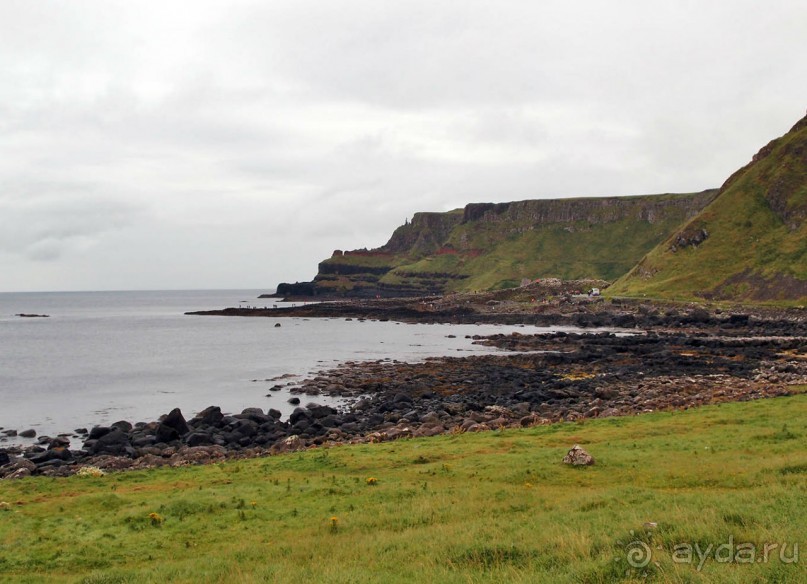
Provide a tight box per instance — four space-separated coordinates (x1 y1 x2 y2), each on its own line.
190 405 225 427
186 289 807 338
161 408 190 436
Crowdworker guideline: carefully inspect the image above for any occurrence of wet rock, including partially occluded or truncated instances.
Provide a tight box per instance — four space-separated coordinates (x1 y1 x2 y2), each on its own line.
192 406 225 427
88 426 112 440
161 408 190 436
19 429 36 438
233 419 259 437
47 436 71 449
90 429 132 456
307 404 337 419
111 420 133 433
185 432 213 447
29 447 72 465
155 423 181 444
289 407 311 425
241 407 264 416
132 436 157 448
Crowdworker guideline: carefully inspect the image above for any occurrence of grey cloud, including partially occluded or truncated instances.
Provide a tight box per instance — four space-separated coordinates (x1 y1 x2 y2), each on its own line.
0 185 144 261
0 1 805 291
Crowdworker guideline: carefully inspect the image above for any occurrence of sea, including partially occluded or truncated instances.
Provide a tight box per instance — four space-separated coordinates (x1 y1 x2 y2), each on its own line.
0 289 574 447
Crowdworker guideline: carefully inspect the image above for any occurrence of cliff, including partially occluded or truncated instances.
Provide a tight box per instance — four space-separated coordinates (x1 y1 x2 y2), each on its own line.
275 190 717 298
610 112 807 305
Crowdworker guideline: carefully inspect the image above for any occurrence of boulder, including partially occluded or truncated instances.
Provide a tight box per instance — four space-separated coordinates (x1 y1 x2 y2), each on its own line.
161 408 190 436
270 434 303 454
307 404 337 419
5 467 32 479
289 407 311 425
413 424 445 438
47 436 71 449
185 432 213 447
155 423 181 444
19 429 36 438
131 435 157 448
233 419 258 437
420 411 441 424
89 429 131 456
29 447 72 465
88 426 112 440
111 420 133 433
236 410 271 424
193 406 224 427
562 444 595 466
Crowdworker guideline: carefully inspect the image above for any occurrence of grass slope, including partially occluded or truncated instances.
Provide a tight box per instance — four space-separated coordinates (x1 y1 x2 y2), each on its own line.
1 392 806 583
610 115 807 305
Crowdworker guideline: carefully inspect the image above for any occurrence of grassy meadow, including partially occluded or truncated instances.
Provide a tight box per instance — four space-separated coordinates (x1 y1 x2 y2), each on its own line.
1 390 805 583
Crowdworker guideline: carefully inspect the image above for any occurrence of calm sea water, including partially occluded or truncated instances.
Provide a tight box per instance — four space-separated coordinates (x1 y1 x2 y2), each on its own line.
0 289 566 446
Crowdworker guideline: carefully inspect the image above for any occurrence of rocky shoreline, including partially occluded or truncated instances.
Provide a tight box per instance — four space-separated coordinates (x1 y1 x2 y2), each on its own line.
189 283 807 335
2 297 805 478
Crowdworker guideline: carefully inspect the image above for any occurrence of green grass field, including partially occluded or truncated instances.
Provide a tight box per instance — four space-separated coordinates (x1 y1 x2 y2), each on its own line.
2 391 806 583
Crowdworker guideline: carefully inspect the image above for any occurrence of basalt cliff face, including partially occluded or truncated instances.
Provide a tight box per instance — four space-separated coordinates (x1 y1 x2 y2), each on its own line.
610 112 807 305
275 190 717 298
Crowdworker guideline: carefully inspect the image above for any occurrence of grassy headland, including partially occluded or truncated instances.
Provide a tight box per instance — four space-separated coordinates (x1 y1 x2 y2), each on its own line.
610 115 807 306
283 191 715 298
1 390 805 583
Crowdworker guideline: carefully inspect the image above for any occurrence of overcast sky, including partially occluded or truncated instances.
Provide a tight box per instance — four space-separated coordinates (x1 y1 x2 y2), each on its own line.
1 1 805 292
